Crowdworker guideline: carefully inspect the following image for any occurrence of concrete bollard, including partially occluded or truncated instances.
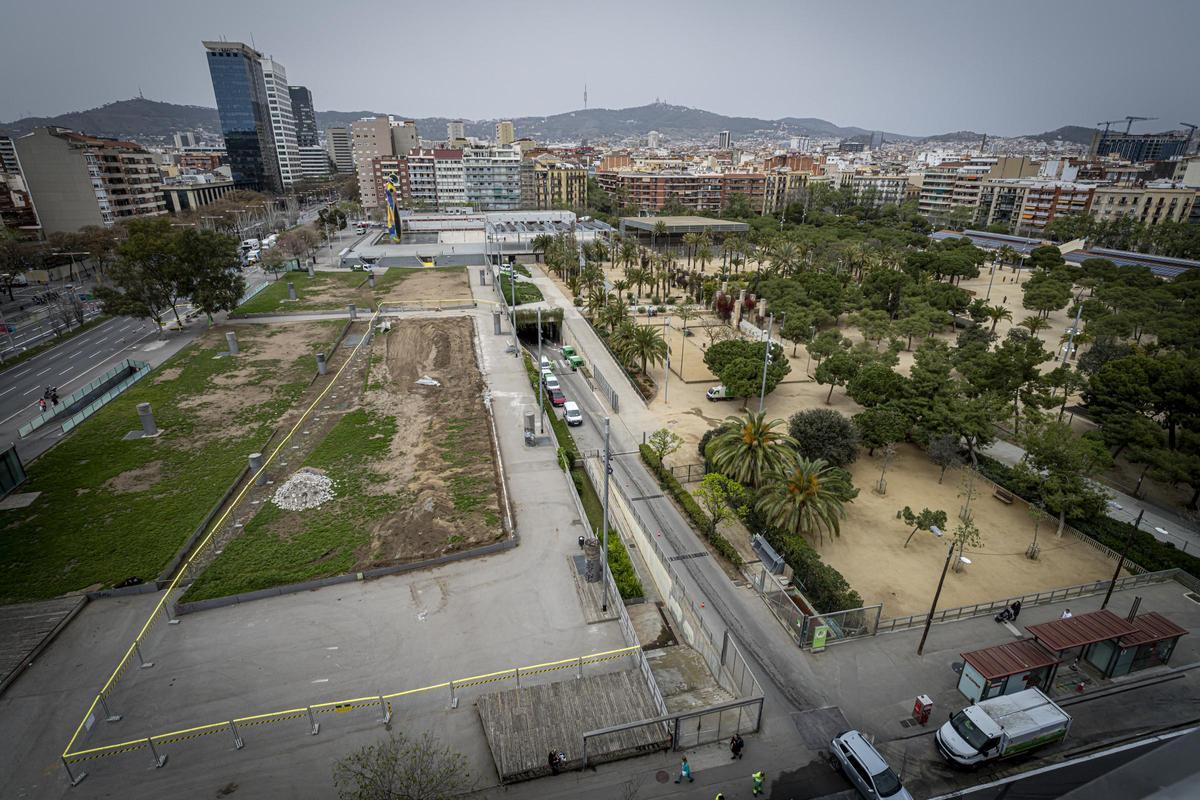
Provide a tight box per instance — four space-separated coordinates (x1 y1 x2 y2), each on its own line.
493 310 501 335
137 403 157 436
307 264 315 278
287 282 297 301
225 331 239 355
348 304 357 320
249 453 266 486
316 352 328 376
367 272 375 289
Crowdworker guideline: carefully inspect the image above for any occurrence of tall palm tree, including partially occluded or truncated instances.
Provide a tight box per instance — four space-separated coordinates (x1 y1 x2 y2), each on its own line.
755 458 859 545
1019 315 1051 339
620 240 639 272
626 323 668 374
682 232 700 265
697 245 713 274
598 297 630 332
626 267 648 300
769 240 800 276
985 304 1012 333
652 220 668 252
530 233 552 263
709 412 797 488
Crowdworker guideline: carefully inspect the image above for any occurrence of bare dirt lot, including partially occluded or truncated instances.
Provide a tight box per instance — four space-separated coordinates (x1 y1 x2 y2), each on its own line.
376 266 473 308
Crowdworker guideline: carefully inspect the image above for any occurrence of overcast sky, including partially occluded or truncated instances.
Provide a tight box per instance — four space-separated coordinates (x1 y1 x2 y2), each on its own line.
2 0 1196 136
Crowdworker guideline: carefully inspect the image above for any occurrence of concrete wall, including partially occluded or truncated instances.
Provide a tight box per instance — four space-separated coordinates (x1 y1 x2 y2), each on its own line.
14 130 103 233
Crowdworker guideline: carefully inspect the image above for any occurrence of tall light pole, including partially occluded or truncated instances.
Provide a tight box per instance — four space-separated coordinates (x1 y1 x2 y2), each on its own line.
1061 290 1086 363
1102 509 1143 610
536 307 545 434
917 540 956 656
600 416 612 613
758 313 775 413
662 315 670 405
984 260 997 301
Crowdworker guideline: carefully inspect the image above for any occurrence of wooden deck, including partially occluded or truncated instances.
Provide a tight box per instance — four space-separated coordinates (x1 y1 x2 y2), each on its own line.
477 669 669 783
0 596 86 694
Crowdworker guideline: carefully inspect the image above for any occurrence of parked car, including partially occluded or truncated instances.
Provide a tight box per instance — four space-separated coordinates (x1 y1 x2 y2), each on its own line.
546 386 566 407
563 401 583 426
539 356 553 372
566 354 585 371
706 385 735 401
936 689 1070 767
830 730 913 800
541 370 560 391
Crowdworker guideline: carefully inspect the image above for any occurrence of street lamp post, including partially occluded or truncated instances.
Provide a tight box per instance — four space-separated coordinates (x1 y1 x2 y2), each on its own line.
917 537 955 656
758 313 775 413
600 416 612 613
1102 509 1143 610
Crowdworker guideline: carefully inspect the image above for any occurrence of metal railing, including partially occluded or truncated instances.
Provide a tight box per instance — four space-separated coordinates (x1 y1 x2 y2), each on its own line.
235 280 270 307
19 359 150 437
667 462 707 484
60 361 153 434
876 568 1185 634
748 563 883 649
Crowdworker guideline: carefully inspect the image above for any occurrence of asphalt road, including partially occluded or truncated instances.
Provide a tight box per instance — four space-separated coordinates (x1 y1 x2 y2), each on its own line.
0 315 159 434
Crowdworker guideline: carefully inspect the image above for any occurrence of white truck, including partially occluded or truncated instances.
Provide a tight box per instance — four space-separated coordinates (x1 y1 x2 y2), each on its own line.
935 688 1070 767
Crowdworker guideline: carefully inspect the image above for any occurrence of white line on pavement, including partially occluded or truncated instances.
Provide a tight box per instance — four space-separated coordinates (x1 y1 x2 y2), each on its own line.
0 404 34 426
58 366 74 376
35 367 52 376
87 350 103 358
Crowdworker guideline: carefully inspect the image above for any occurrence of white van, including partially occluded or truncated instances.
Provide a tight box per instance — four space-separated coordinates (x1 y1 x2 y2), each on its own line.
706 385 735 401
539 356 553 373
563 401 583 426
541 370 560 391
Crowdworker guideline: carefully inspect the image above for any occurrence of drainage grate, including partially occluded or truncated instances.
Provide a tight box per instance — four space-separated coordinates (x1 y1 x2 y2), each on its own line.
898 718 915 728
668 551 710 562
1185 592 1200 605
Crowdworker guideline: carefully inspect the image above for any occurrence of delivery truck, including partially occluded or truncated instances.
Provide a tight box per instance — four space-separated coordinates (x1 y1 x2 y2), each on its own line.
935 688 1070 767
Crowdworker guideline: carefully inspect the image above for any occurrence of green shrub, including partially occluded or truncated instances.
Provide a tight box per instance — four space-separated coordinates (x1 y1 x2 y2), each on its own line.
640 445 743 565
571 468 643 600
977 454 1200 579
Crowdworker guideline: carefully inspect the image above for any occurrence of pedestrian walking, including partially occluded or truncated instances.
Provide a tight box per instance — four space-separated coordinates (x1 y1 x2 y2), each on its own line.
675 756 693 784
37 398 47 413
50 390 59 407
752 769 765 796
730 733 745 759
1061 608 1072 620
547 751 560 775
1010 600 1022 620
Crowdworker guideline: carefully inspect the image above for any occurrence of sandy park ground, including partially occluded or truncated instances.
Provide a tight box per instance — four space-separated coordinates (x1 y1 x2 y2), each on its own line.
375 266 473 308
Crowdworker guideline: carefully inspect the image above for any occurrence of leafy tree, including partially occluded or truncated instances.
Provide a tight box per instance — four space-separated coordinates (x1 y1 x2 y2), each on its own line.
814 350 861 404
787 408 860 467
710 412 797 488
852 406 909 456
756 458 859 545
693 473 749 538
806 329 848 368
178 229 245 322
647 427 684 463
703 339 790 405
846 362 908 409
332 731 473 800
1017 422 1112 535
94 217 190 329
1152 430 1200 509
950 518 983 568
901 506 948 547
927 434 963 483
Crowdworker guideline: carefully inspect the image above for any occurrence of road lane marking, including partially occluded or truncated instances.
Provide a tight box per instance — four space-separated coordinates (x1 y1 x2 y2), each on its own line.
58 366 75 376
87 350 103 358
35 367 52 376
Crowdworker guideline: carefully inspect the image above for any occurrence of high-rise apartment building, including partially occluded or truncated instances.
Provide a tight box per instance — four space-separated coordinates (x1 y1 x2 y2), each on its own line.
496 120 515 146
203 40 282 192
262 58 300 187
13 127 166 233
287 86 318 147
463 145 520 209
975 179 1097 235
647 131 661 149
917 156 1037 221
1090 131 1190 162
352 116 395 209
391 121 419 156
447 120 465 143
530 156 588 209
325 126 353 173
299 146 332 178
718 130 731 149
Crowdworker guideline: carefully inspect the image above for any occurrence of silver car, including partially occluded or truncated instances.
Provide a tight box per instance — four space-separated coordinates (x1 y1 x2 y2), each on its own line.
830 730 913 800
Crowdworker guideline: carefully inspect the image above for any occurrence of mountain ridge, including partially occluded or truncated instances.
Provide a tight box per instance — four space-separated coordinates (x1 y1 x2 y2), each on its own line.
1 97 1098 146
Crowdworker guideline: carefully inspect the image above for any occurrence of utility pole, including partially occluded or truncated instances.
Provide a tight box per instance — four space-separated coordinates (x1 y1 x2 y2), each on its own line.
1061 291 1085 363
537 307 545 434
758 313 775 413
917 541 956 656
984 260 997 301
601 416 612 613
662 315 670 404
1102 509 1143 610
508 235 518 356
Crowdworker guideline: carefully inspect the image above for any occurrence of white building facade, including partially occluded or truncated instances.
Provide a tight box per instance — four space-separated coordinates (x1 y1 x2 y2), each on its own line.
262 58 301 187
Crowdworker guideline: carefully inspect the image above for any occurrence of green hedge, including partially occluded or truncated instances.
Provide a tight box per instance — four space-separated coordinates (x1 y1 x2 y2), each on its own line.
976 455 1200 580
639 445 743 566
572 468 644 600
743 506 864 612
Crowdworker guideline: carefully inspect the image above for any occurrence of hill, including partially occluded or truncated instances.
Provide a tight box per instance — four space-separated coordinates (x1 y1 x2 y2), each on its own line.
1025 125 1096 145
0 98 221 141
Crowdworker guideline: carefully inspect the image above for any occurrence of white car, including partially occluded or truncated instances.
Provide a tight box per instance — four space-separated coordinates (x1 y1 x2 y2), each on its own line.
563 401 583 426
542 370 560 391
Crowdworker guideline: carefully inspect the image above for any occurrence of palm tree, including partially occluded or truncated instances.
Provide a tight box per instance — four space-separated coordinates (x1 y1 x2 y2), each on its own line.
984 304 1012 333
598 297 630 332
530 233 552 263
620 240 639 272
709 412 797 488
697 245 713 274
769 240 800 276
585 289 609 317
627 267 648 300
626 323 668 374
755 458 859 545
652 220 668 252
682 232 700 265
1019 316 1051 339
612 278 629 301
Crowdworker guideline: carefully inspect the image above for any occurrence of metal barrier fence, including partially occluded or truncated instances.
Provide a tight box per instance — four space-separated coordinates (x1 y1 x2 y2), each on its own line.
565 318 641 407
235 280 270 307
667 462 706 485
60 361 153 434
18 359 149 437
876 568 1184 634
61 645 640 785
59 310 386 786
747 564 883 649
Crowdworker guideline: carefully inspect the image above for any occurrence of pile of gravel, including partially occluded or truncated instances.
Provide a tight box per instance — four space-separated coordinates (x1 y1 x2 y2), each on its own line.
271 468 335 511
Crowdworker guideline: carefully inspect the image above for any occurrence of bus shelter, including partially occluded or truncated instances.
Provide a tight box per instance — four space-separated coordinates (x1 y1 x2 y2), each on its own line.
957 639 1060 702
1092 612 1189 678
1026 610 1139 684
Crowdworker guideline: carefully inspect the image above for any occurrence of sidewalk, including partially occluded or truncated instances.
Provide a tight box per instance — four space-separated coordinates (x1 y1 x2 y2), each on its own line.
981 439 1199 552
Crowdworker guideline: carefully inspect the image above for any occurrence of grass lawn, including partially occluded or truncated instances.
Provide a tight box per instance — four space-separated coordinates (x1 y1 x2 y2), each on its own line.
498 274 544 305
181 409 401 602
232 272 365 315
0 323 341 604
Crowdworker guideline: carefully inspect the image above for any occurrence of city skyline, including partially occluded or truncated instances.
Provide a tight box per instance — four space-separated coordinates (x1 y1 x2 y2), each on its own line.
1 0 1197 137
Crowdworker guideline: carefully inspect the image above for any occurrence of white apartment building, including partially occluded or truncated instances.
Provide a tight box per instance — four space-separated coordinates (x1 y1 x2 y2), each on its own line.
262 58 301 187
353 116 394 209
299 145 332 178
1090 183 1196 226
463 145 521 210
434 150 466 207
447 120 465 142
849 173 910 208
325 126 353 173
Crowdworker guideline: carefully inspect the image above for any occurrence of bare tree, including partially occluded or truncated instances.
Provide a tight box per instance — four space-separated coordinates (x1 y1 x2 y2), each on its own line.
332 731 473 800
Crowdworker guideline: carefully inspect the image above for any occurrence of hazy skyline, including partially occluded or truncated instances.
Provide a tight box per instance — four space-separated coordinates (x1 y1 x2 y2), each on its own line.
2 0 1197 136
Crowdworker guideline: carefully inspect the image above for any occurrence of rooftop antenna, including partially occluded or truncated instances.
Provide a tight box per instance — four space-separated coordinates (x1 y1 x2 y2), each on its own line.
584 83 588 110
250 32 257 50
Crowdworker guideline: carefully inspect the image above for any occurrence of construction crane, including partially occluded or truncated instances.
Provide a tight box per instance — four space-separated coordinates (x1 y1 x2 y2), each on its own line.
1096 120 1123 136
1124 116 1157 134
1181 123 1198 152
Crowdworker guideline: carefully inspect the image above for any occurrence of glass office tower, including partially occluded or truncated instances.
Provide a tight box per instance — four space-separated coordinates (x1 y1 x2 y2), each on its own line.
202 41 283 193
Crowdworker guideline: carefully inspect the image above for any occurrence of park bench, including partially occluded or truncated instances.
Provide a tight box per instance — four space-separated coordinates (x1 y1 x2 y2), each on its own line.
993 487 1015 504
